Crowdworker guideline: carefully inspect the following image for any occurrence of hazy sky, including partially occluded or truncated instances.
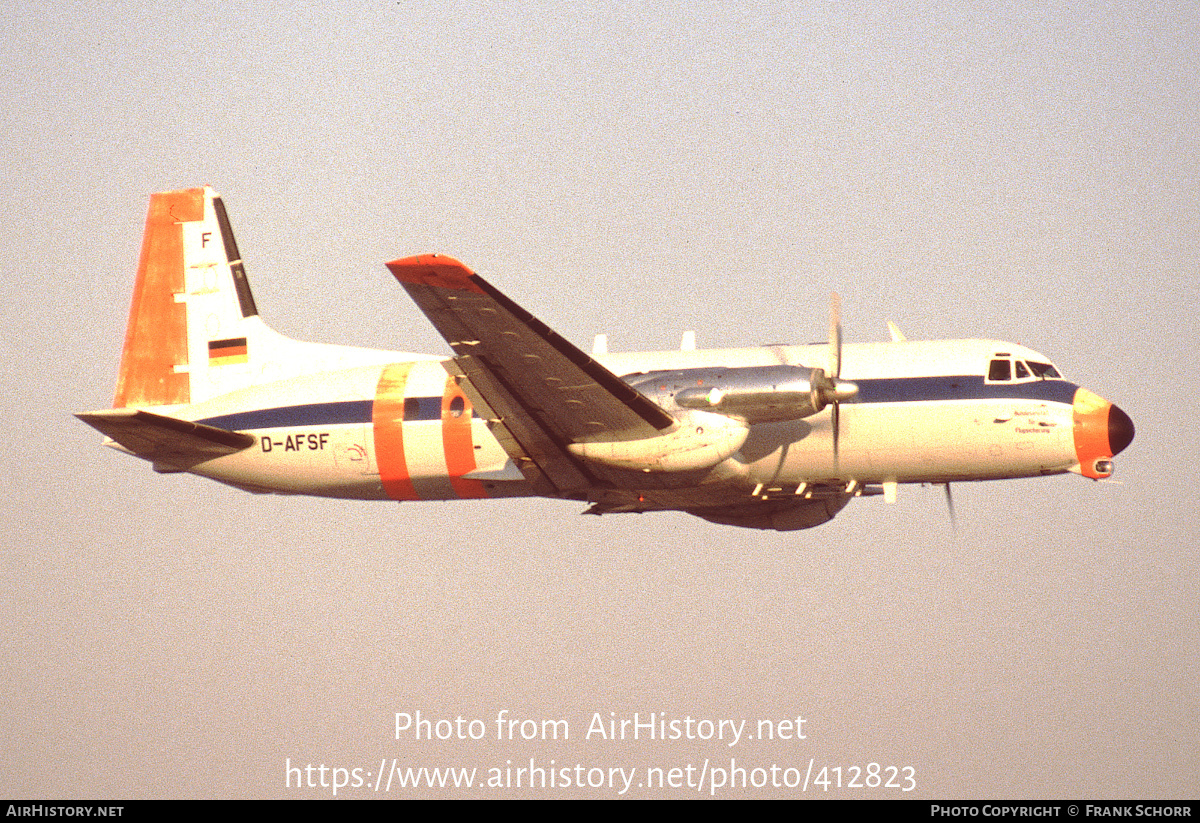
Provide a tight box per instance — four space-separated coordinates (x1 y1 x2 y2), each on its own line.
4 0 1197 798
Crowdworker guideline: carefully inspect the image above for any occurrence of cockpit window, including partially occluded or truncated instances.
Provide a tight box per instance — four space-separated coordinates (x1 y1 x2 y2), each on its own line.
1027 361 1061 379
988 359 1011 381
1014 360 1030 379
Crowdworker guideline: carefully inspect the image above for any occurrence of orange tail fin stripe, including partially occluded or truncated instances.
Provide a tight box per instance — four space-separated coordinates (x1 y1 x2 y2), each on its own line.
113 188 205 408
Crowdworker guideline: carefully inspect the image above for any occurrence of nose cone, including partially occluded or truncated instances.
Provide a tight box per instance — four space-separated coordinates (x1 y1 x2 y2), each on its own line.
1072 388 1135 479
1108 404 1135 456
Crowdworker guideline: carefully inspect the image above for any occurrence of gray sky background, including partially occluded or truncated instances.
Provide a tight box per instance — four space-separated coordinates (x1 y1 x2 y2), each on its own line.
4 0 1197 798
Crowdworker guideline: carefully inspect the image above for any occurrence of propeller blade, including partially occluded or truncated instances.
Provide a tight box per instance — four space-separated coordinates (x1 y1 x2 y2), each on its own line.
831 401 840 466
943 482 957 530
828 292 844 468
829 292 842 378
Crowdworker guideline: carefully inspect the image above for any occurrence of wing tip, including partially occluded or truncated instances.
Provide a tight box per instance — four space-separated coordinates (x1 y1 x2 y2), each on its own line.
386 254 482 293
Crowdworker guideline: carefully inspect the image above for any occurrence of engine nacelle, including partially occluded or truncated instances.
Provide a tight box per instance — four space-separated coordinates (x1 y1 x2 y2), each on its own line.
630 365 855 424
567 409 749 473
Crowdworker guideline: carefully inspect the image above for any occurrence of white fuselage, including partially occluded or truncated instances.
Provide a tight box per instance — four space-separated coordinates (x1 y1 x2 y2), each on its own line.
160 338 1088 502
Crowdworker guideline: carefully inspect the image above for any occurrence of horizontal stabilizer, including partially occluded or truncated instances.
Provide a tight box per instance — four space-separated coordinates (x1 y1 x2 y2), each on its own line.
76 408 255 471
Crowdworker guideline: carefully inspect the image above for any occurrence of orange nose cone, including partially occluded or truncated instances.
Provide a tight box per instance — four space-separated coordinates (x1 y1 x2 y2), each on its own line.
1073 388 1135 479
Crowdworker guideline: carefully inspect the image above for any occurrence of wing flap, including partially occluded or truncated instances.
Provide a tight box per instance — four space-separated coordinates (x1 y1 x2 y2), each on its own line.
76 408 255 471
444 356 593 495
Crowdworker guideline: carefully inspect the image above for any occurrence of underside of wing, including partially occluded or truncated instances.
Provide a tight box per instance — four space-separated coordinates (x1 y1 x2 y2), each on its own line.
386 255 677 494
76 408 255 473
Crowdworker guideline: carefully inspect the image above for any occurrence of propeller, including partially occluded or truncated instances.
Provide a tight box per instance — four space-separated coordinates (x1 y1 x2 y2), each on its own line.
829 292 843 462
943 482 957 530
810 293 858 466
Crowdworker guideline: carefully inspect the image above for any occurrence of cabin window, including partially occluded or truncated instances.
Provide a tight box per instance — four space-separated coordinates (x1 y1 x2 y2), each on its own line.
988 359 1011 381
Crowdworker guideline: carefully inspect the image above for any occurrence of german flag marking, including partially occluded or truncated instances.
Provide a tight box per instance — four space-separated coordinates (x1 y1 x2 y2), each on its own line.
208 337 248 366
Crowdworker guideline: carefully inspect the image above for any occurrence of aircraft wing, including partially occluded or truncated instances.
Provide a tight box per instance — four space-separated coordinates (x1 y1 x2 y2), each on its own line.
386 255 676 494
76 408 256 472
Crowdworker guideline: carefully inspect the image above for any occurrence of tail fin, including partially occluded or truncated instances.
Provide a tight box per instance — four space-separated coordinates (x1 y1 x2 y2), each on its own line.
114 186 268 407
111 186 433 410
